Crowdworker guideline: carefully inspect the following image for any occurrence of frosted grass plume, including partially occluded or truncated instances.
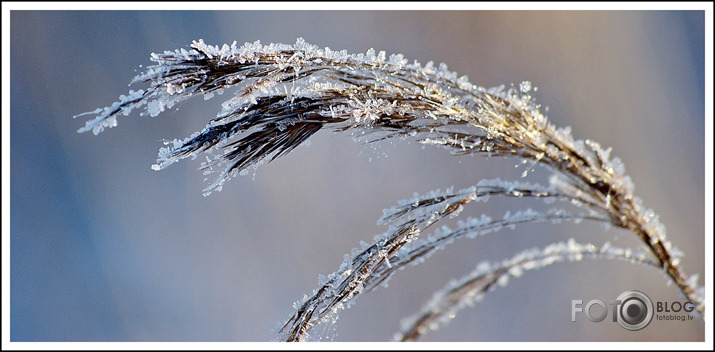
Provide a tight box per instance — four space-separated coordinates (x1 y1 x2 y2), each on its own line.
75 38 704 341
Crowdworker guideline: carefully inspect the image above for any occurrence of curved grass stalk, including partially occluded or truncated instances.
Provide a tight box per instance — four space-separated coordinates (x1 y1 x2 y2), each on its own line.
395 239 660 341
276 180 605 341
75 38 705 341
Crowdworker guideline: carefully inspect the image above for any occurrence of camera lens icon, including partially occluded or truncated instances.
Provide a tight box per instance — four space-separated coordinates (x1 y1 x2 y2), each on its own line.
616 290 653 331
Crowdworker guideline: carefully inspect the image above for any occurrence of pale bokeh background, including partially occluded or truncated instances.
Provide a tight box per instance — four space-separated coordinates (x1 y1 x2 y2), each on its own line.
9 7 706 343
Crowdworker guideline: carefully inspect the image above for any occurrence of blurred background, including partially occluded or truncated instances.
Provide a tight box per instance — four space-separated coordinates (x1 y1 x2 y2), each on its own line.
9 6 706 343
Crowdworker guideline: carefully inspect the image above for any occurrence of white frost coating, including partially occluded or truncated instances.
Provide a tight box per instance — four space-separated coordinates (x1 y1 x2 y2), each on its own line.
378 178 561 230
685 274 699 290
386 206 610 291
77 38 547 194
75 89 145 134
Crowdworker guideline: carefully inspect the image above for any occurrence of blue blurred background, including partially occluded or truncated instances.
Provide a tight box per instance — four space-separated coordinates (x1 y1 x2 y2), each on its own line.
9 8 706 342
